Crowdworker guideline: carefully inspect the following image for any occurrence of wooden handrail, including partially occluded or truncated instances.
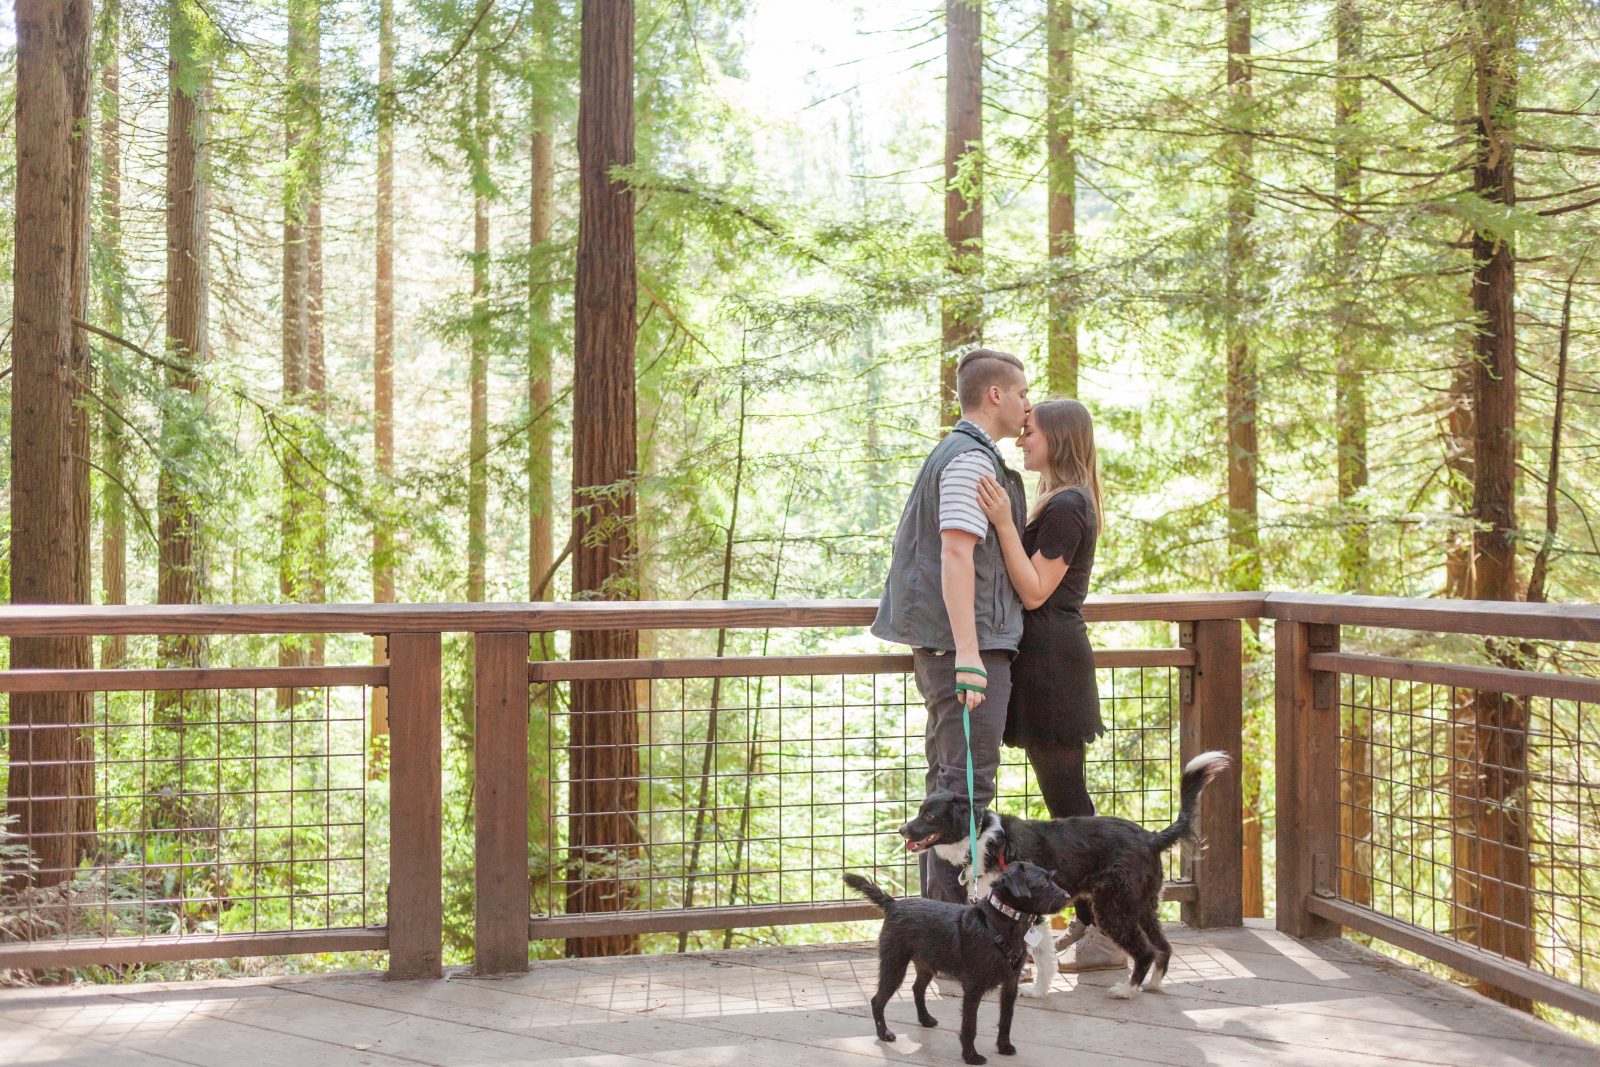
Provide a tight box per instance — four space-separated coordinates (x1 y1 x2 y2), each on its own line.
1263 591 1600 642
5 591 1600 640
0 592 1264 636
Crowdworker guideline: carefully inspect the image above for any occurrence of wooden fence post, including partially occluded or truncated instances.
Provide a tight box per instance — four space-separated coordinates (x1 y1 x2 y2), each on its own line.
1274 619 1341 938
387 631 442 978
1180 619 1243 927
475 631 530 974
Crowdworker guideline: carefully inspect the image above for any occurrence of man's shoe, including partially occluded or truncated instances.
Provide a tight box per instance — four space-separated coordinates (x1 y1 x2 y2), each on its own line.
1058 926 1129 972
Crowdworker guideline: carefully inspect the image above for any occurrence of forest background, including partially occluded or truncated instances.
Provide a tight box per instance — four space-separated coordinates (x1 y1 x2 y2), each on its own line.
2 0 1599 1021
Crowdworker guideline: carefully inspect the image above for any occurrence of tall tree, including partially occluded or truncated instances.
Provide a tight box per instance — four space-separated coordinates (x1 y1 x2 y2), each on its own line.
280 0 315 694
1222 0 1263 918
528 17 556 608
1456 0 1530 1012
567 0 639 958
97 0 128 670
1045 0 1077 398
1337 2 1376 908
942 0 982 426
8 0 95 885
1332 0 1373 909
305 3 327 666
467 41 492 606
372 0 397 748
159 0 210 675
1333 0 1367 594
1223 0 1257 595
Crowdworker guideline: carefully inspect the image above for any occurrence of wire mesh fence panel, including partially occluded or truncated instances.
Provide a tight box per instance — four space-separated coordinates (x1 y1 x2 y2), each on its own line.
1 684 376 950
533 662 1183 926
1336 672 1600 997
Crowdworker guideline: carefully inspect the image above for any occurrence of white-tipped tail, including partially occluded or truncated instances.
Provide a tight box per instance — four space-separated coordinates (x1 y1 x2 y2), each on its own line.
1183 751 1231 778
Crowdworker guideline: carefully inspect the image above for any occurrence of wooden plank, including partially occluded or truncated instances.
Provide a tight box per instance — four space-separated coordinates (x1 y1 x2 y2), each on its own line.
0 664 387 693
0 928 386 969
1265 591 1600 643
526 882 1199 940
1308 651 1600 705
386 632 442 978
0 592 1266 637
529 647 1195 683
1308 896 1600 1025
1181 619 1243 928
474 631 530 975
1275 620 1341 939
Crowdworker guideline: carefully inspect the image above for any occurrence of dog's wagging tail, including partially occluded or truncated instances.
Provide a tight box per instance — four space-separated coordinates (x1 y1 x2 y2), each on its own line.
843 871 895 910
1152 750 1231 855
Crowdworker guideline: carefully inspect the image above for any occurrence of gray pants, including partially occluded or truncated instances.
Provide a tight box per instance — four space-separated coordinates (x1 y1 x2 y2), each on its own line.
913 647 1012 903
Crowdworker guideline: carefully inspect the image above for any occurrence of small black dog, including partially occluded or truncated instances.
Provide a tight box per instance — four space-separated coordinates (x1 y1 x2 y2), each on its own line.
844 861 1070 1065
901 750 1231 998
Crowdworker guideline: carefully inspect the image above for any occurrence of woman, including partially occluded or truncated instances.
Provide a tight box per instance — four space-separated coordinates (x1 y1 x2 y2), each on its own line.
975 397 1127 971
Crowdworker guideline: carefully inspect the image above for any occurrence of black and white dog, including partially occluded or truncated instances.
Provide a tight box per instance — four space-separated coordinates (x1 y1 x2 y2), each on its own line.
900 750 1231 999
845 861 1070 1066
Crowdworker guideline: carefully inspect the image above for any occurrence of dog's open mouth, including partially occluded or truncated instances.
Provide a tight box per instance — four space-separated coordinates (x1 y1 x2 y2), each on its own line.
904 832 941 853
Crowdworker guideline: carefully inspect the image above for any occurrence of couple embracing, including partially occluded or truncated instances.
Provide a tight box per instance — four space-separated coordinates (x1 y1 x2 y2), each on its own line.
872 348 1126 971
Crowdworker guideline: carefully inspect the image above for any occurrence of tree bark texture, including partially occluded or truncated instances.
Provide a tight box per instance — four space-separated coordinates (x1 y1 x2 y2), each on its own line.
468 42 491 606
159 0 209 675
97 0 128 671
529 51 556 606
1332 0 1373 908
941 0 982 427
9 0 95 886
279 0 317 697
371 0 396 748
1046 0 1077 398
1222 0 1264 919
1223 0 1258 594
1456 0 1530 1013
568 0 640 958
1333 0 1368 596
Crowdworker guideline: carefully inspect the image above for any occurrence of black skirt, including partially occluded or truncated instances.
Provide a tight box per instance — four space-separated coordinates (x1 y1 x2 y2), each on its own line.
1003 606 1103 749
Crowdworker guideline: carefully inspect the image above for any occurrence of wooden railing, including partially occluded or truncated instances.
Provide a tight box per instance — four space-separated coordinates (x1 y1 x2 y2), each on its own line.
1 591 1597 1026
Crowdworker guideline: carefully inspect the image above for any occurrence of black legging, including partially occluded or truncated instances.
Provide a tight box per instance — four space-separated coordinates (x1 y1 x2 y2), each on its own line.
1027 741 1095 927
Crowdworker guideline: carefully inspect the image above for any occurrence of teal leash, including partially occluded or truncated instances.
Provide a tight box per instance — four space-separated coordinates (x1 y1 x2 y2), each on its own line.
954 666 988 879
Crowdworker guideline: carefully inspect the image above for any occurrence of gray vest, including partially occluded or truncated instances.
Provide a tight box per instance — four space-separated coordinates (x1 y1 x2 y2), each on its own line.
871 423 1028 652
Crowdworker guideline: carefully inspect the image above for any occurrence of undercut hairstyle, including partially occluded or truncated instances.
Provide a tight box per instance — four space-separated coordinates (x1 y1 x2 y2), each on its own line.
956 348 1026 412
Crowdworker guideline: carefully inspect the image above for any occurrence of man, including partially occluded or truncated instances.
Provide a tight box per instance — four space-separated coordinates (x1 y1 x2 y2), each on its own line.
873 348 1031 903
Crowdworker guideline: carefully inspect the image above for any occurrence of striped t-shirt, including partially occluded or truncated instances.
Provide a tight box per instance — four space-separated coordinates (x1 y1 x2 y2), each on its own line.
939 425 998 539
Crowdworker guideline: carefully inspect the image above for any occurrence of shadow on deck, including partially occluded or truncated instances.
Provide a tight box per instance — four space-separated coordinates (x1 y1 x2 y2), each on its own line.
2 921 1593 1067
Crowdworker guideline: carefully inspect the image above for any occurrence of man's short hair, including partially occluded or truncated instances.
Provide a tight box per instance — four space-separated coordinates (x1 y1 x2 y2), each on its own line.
956 348 1026 412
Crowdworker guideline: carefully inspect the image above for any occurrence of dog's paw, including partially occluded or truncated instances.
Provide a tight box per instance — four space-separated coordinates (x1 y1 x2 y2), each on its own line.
1023 978 1051 998
1142 974 1165 993
917 1012 939 1028
876 1027 896 1043
996 1040 1017 1057
962 1051 987 1066
1107 979 1139 1000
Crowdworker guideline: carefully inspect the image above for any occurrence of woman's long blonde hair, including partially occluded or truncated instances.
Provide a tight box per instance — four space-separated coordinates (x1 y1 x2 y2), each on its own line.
1027 398 1103 527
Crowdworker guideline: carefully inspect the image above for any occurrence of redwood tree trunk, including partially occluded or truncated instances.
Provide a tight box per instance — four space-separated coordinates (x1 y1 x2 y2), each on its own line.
1332 0 1373 908
371 0 396 748
159 0 209 677
1455 0 1530 1013
1333 0 1368 595
98 0 128 672
567 0 639 958
941 0 982 426
529 56 555 605
1223 0 1264 919
1046 0 1077 397
8 0 95 886
279 0 314 698
467 43 491 606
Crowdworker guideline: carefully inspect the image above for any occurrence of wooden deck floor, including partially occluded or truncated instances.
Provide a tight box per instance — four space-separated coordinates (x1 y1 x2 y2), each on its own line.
3 920 1594 1067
